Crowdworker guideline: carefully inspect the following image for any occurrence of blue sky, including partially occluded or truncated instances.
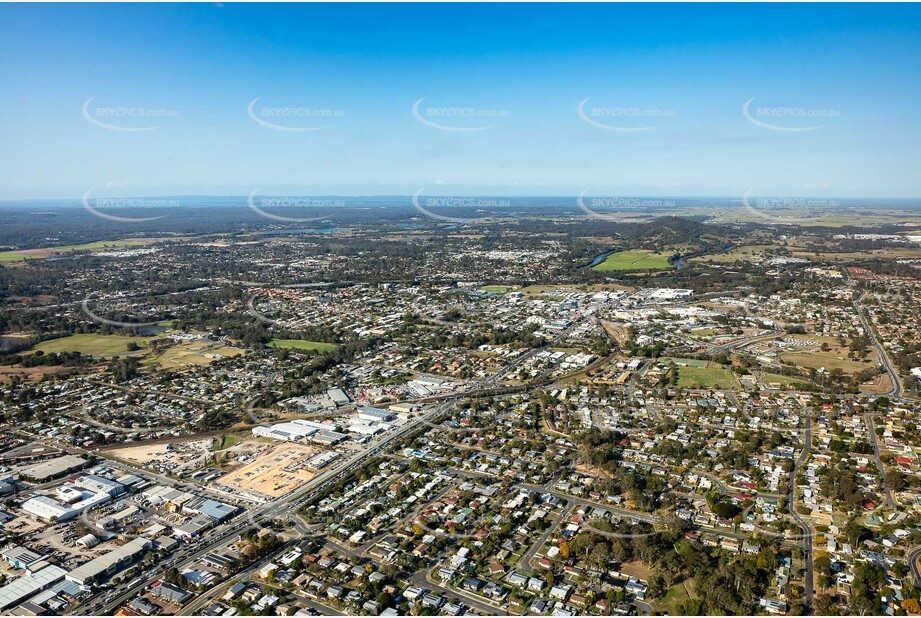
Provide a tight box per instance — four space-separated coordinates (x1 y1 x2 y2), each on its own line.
0 3 919 200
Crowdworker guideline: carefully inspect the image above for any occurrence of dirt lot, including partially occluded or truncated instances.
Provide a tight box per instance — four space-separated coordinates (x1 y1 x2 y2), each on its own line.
0 365 79 382
105 438 212 472
215 442 323 499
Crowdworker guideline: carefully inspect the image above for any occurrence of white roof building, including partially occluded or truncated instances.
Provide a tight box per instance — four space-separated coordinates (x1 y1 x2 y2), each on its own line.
0 564 67 611
252 422 316 442
21 492 110 522
66 538 150 586
358 406 394 423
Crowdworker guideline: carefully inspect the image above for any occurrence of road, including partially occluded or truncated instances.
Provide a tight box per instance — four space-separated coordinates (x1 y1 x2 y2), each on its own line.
414 566 507 615
865 413 898 508
787 409 814 611
711 317 783 354
853 291 903 398
518 504 573 570
908 546 921 587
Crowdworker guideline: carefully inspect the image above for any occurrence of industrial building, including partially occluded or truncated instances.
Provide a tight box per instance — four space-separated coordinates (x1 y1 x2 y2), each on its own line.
18 456 88 483
0 546 43 570
311 429 347 445
72 474 125 498
358 406 394 423
184 498 238 523
327 388 350 406
65 538 150 586
252 422 316 442
21 491 110 522
140 485 196 509
76 535 99 549
305 451 341 470
348 421 384 436
253 419 347 445
0 563 67 611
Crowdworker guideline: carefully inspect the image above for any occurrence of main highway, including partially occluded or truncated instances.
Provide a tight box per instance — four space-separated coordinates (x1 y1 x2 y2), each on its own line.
853 291 903 398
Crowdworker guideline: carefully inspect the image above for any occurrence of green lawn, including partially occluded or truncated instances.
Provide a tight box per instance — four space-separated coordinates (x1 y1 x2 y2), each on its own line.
676 366 738 389
656 579 697 614
214 434 242 451
479 285 517 293
32 333 148 356
269 339 338 353
591 250 673 272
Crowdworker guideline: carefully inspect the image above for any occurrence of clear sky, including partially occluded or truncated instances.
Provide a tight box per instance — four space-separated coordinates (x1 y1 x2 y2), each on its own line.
1 3 919 200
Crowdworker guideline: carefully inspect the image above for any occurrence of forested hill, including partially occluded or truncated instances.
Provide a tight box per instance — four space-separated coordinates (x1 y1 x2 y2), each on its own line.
622 216 741 254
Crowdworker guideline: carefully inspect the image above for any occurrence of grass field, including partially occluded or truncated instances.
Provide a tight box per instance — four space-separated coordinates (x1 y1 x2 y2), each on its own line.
691 245 775 264
151 340 242 368
479 285 517 293
676 365 738 389
761 372 811 389
791 248 921 261
269 339 338 353
779 351 870 374
32 333 148 356
0 239 154 262
591 250 673 272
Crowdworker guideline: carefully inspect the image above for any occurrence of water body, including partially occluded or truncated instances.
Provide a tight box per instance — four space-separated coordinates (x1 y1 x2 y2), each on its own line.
586 250 615 268
138 325 167 336
0 336 29 352
670 244 733 271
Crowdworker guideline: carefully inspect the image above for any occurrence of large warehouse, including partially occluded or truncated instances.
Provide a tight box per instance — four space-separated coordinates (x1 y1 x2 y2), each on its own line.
252 422 317 442
0 564 67 611
65 538 150 586
21 492 110 522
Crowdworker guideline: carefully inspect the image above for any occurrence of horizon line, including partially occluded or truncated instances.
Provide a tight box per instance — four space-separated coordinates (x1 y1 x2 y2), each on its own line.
2 194 921 204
